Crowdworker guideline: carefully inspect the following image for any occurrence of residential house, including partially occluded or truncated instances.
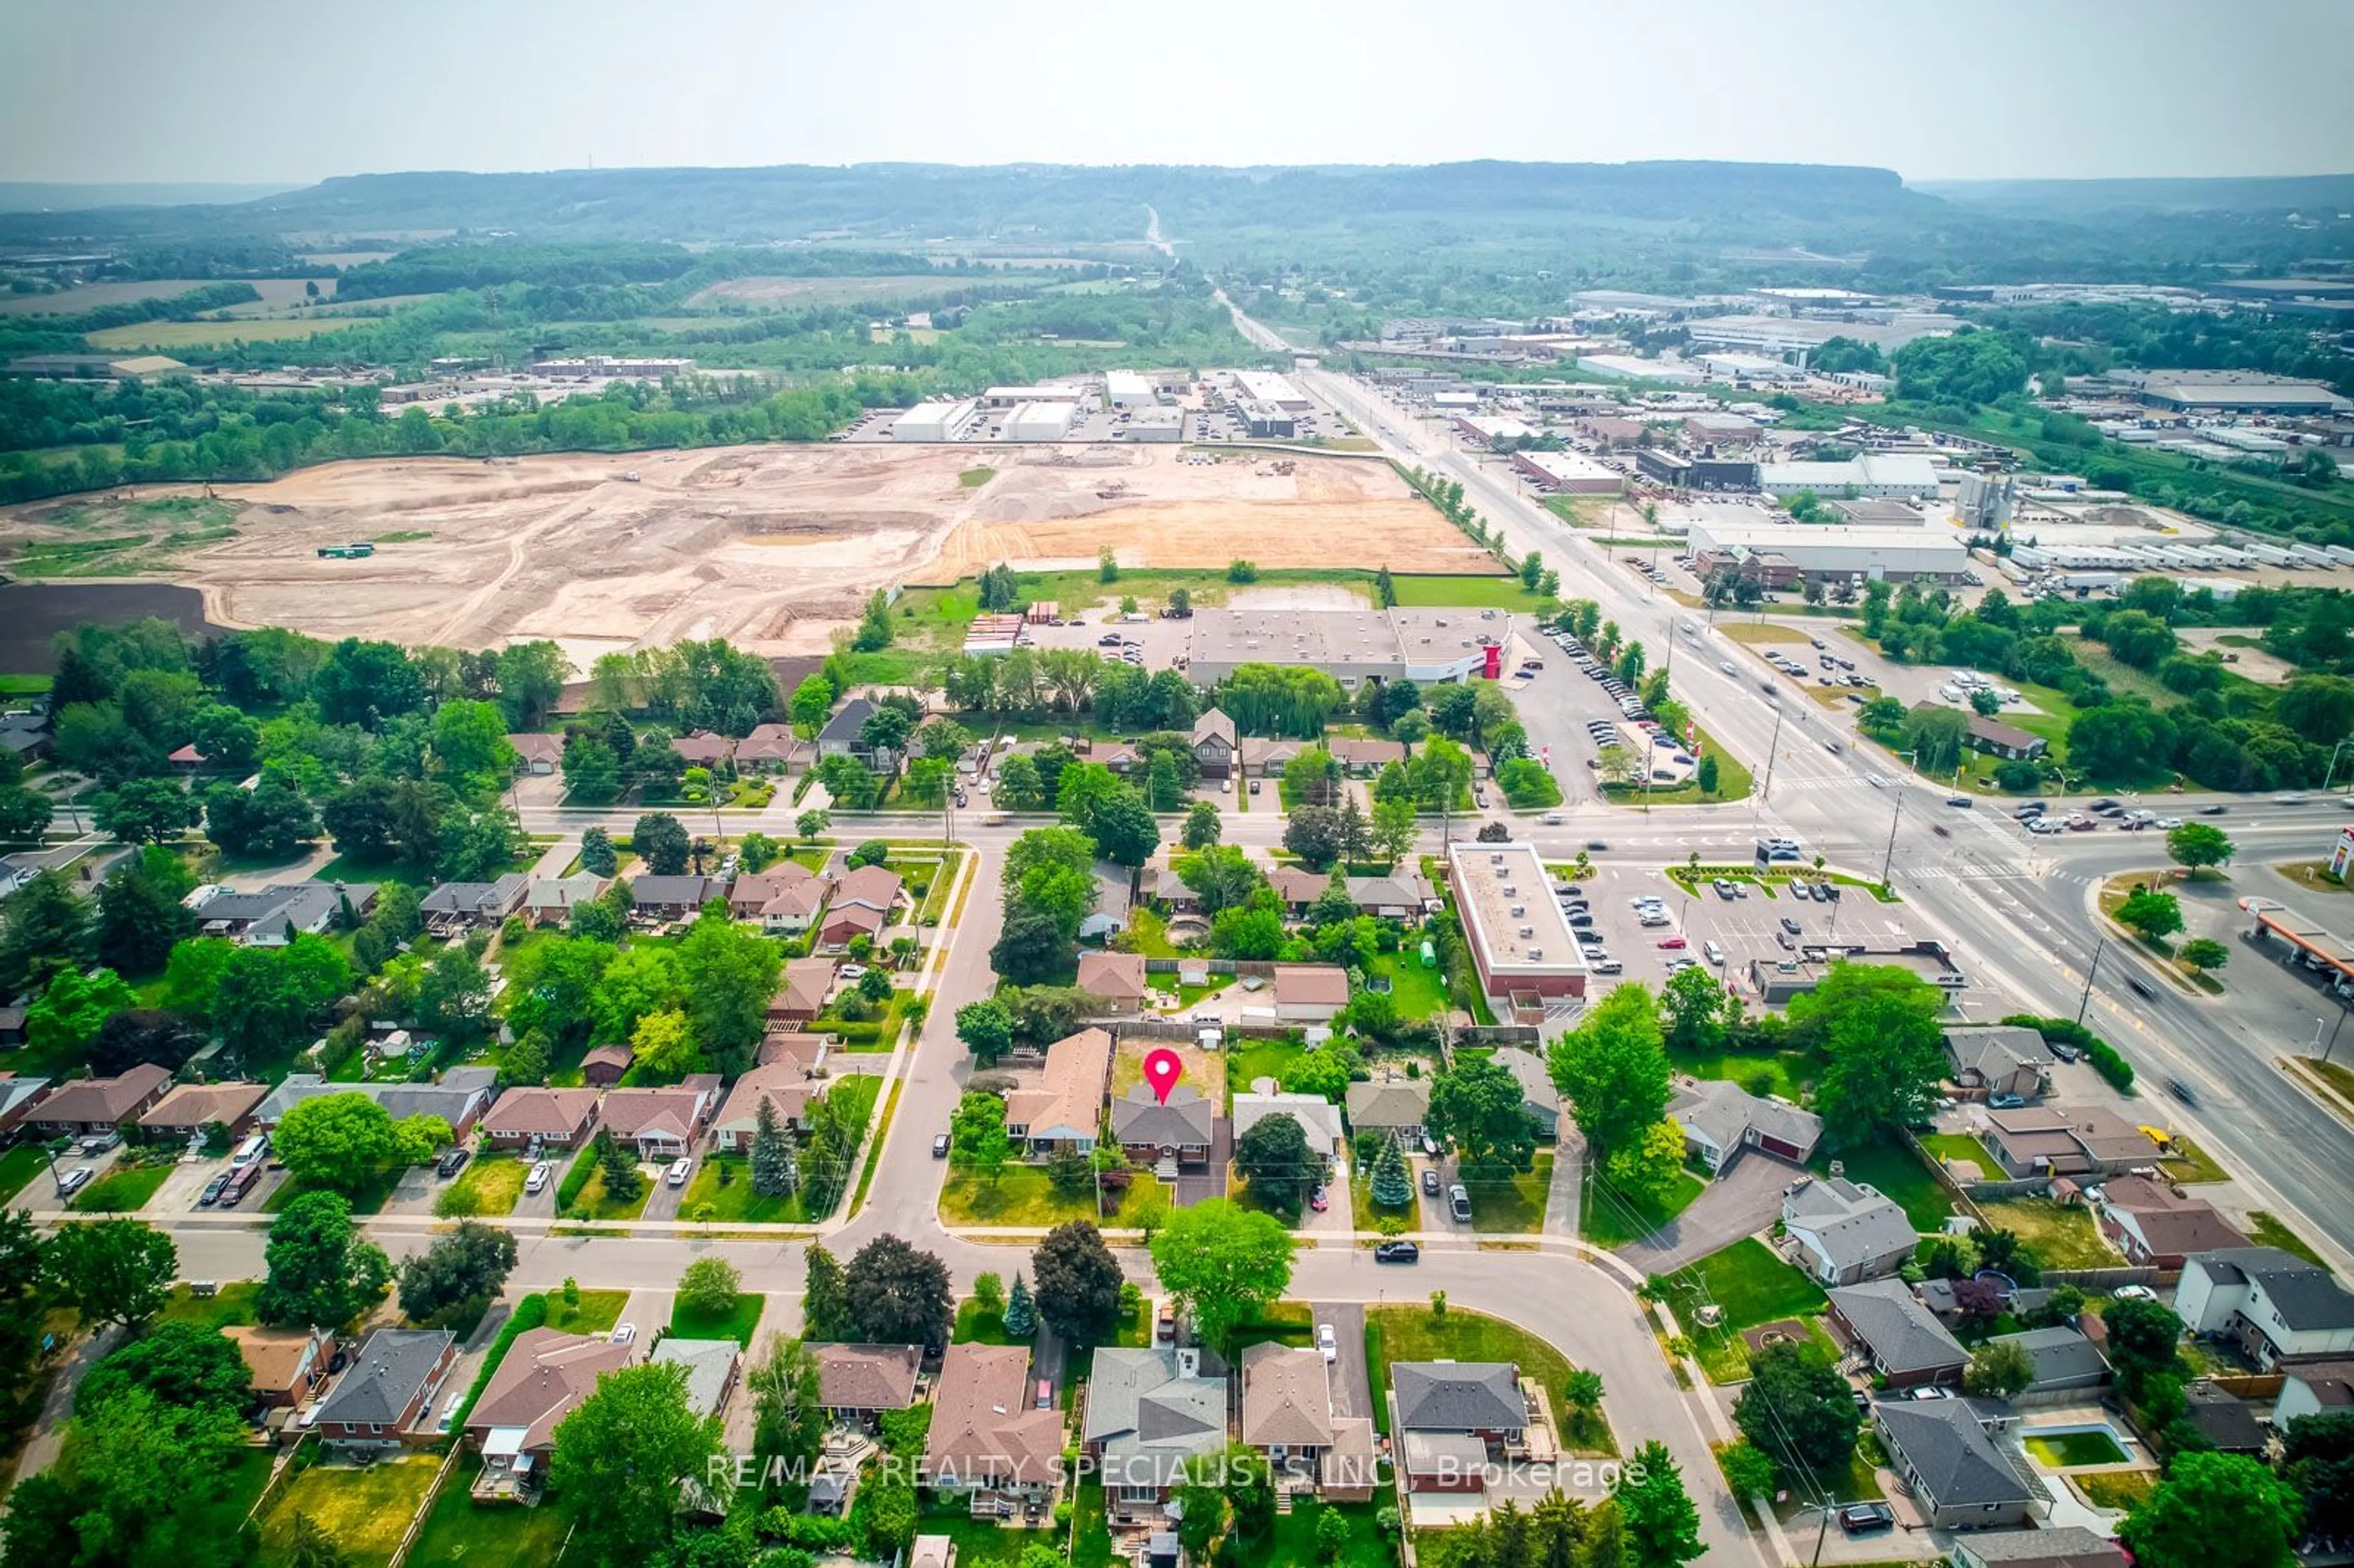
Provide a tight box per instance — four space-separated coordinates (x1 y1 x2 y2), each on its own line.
729 864 828 934
1951 1528 2125 1568
758 1032 831 1073
137 1081 267 1143
2274 1359 2354 1425
0 1073 50 1137
2094 1176 2249 1271
818 864 902 948
1394 1361 1526 1495
1141 862 1200 914
465 1328 639 1499
1346 871 1436 919
0 1004 26 1048
479 1086 600 1151
653 1338 742 1419
1827 1279 1970 1388
1988 1327 2109 1398
1346 1076 1431 1143
1231 1090 1345 1157
525 873 609 926
1669 1077 1824 1171
810 1342 923 1425
1945 1026 2056 1101
734 723 810 774
1872 1398 2044 1529
632 875 724 922
1267 866 1335 915
910 1537 957 1568
818 698 901 771
1273 964 1349 1022
226 1325 335 1411
1076 950 1148 1016
1005 1029 1114 1155
1239 736 1305 777
1980 1105 2152 1179
508 734 565 775
769 957 837 1026
1192 708 1239 778
420 873 530 934
1965 716 2049 761
2177 1246 2354 1366
28 1062 172 1137
672 731 734 769
1112 1084 1216 1167
255 1068 496 1141
580 1044 634 1087
1782 1175 1916 1286
1086 1345 1231 1517
922 1342 1064 1501
1329 737 1406 776
2184 1380 2269 1453
194 881 378 945
1080 862 1132 942
600 1077 722 1160
1240 1341 1377 1502
711 1060 826 1149
313 1328 458 1455
0 712 50 763
1490 1047 1560 1139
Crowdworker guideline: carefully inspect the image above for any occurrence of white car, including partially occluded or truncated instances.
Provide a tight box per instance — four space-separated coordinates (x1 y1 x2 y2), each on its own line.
667 1157 692 1187
611 1323 638 1345
837 964 868 981
1865 774 1885 788
2156 817 2182 829
524 1160 553 1194
1317 1323 1338 1364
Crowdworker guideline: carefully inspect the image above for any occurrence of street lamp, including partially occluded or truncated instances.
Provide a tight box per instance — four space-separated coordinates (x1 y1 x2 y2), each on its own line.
1753 702 1789 815
1880 751 1919 888
2325 737 2354 794
2077 933 2109 1027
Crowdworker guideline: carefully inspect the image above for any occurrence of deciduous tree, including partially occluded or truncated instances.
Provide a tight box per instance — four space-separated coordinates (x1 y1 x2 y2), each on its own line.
1149 1199 1294 1352
844 1235 954 1347
258 1191 390 1329
552 1362 725 1563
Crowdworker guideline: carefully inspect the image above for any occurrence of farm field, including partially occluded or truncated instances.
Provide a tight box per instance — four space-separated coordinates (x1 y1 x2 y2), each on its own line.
0 278 219 314
687 273 1059 306
86 316 364 349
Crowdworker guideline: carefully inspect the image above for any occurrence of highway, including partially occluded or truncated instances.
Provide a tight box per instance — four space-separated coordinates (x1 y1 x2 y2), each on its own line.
1233 302 2354 1265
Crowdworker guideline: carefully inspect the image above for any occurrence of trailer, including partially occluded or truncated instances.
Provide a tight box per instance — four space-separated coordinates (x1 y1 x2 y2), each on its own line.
2248 544 2297 567
2288 544 2337 569
316 543 375 559
2326 545 2354 566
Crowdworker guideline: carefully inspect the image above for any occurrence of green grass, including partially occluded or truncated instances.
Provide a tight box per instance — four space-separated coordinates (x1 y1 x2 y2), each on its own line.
260 1453 441 1567
681 1153 817 1224
184 1448 277 1552
2078 1470 2158 1510
1228 1301 1315 1352
1371 948 1452 1021
1579 1164 1704 1248
544 1288 628 1336
1238 1499 1395 1568
1600 721 1753 805
406 1475 573 1567
1653 1237 1830 1383
1226 1037 1305 1103
1973 1198 2120 1268
1468 1152 1552 1234
1670 1046 1808 1104
913 1505 1054 1568
2024 1428 2131 1467
959 466 996 488
1366 1304 1604 1452
1384 573 1537 610
666 1290 764 1347
938 1163 1152 1227
0 1143 53 1203
1916 1132 1997 1174
1820 1140 1952 1233
2247 1211 2328 1268
560 1152 655 1222
68 1160 173 1212
2159 1135 2229 1185
953 1295 1018 1345
159 1279 262 1328
442 1153 525 1216
264 1166 403 1215
1766 1436 1887 1523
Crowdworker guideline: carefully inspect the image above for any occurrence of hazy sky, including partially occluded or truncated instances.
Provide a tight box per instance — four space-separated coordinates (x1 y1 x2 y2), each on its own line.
6 0 2350 186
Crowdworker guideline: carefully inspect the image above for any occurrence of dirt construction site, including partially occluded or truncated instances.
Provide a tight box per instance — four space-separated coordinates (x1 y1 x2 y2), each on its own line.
0 443 1486 660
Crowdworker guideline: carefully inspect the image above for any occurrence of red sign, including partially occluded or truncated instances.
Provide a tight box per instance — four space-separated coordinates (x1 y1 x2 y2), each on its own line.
1482 644 1502 679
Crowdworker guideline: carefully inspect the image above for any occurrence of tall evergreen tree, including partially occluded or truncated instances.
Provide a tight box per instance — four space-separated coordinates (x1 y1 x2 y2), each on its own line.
1369 1134 1413 1208
802 1243 853 1342
750 1098 797 1198
1002 1272 1037 1339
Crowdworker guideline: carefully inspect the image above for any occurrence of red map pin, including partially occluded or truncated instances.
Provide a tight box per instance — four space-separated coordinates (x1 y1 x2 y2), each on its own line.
1142 1048 1184 1106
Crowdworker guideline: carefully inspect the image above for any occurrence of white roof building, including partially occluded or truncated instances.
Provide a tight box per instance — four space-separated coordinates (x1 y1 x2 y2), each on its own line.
1103 370 1156 408
1575 354 1705 384
1004 401 1077 441
1232 370 1310 409
890 400 977 442
1759 453 1942 499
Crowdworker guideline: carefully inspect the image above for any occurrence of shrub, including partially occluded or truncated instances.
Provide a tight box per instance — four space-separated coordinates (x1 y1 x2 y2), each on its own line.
2003 1013 2134 1093
554 1147 596 1211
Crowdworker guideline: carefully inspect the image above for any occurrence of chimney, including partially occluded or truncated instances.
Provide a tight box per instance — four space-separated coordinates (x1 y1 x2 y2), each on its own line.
1176 1347 1200 1380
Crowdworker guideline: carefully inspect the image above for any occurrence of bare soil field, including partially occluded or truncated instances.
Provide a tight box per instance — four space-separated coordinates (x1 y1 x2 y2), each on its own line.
0 584 221 672
0 443 1468 657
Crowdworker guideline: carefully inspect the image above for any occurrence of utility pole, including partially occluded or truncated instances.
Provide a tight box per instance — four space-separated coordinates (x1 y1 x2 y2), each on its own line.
2076 934 2108 1026
2326 737 2354 794
1880 752 1917 888
2323 1003 2352 1065
1754 702 1789 814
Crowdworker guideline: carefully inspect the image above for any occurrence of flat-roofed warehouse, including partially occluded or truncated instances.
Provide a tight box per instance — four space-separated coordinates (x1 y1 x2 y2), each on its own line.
1444 840 1588 1013
1689 522 1971 586
889 398 978 441
1512 450 1625 495
1102 370 1157 408
1187 607 1510 687
2119 370 2353 416
1759 453 1942 500
1003 401 1077 441
1232 370 1312 410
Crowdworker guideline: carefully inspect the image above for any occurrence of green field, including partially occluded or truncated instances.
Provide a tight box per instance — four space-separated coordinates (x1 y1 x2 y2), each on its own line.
440 1153 526 1216
679 1154 818 1225
160 1279 262 1328
666 1290 765 1347
1370 949 1452 1021
87 315 368 349
0 1143 52 1203
1655 1237 1830 1382
939 1163 1152 1227
260 1453 440 1567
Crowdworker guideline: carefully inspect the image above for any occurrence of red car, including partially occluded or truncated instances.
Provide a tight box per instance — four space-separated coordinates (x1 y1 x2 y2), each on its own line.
1656 936 1688 949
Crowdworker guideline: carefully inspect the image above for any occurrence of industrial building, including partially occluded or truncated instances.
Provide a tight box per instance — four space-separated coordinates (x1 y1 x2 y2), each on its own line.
1004 401 1077 441
1825 498 1926 527
1443 840 1588 1013
1760 453 1942 500
1692 352 1805 384
1236 403 1295 438
528 355 694 380
1636 450 1692 487
1956 471 2017 531
1688 522 1972 586
1102 370 1157 409
1511 450 1623 494
2111 370 2353 416
4 352 190 379
1689 457 1761 492
889 399 979 442
1683 413 1763 444
979 383 1086 411
1121 407 1184 442
1574 354 1705 384
1186 607 1511 688
1453 416 1534 447
1232 370 1311 409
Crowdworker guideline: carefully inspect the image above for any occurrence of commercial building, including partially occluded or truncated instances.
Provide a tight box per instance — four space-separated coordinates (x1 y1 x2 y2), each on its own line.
1237 403 1295 438
1232 370 1311 409
1693 352 1804 384
1452 416 1533 447
1004 401 1077 441
980 383 1085 410
889 400 978 442
4 352 190 380
1186 607 1511 687
1122 407 1184 442
1759 453 1941 499
1683 413 1763 444
1510 450 1623 494
1636 449 1693 487
1574 353 1704 384
1442 840 1588 1011
1102 370 1157 409
2114 370 2354 416
1688 457 1761 492
1689 521 1971 586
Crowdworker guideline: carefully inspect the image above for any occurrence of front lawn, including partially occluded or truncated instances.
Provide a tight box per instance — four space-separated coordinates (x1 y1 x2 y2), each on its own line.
1366 1304 1604 1452
680 1154 818 1225
953 1295 1019 1345
558 1151 655 1222
406 1477 573 1567
265 1167 402 1214
1819 1139 1952 1233
667 1290 765 1346
1579 1164 1703 1248
544 1288 629 1336
1973 1198 2120 1268
2247 1211 2328 1268
261 1453 441 1567
938 1163 1151 1227
2158 1135 2228 1184
160 1280 262 1328
0 1143 53 1203
1653 1238 1830 1383
1468 1152 1552 1234
441 1152 526 1216
1371 949 1452 1021
67 1160 173 1213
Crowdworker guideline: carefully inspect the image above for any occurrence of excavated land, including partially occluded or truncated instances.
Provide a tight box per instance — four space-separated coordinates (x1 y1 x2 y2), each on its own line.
0 443 1480 658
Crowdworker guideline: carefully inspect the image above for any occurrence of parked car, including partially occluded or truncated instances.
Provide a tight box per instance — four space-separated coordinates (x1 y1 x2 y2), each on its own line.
1309 1186 1329 1213
1421 1168 1441 1197
1780 916 1802 936
667 1157 692 1187
1317 1323 1338 1363
1449 1184 1472 1223
57 1166 93 1199
525 1160 553 1195
1988 1093 2026 1109
1839 1504 1895 1536
1657 936 1687 950
1592 958 1625 974
199 1173 230 1207
611 1323 637 1346
1374 1240 1420 1264
932 1132 951 1158
435 1147 470 1179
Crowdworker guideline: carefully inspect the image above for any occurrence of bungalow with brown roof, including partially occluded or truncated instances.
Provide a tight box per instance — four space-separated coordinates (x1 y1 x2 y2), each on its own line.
508 734 565 775
1329 737 1406 775
1077 950 1148 1016
769 957 837 1026
465 1327 639 1499
671 731 734 768
631 875 725 921
227 1325 336 1410
1273 964 1350 1022
580 1043 634 1087
1005 1029 1113 1155
600 1076 722 1160
1240 736 1305 777
1267 866 1334 913
480 1086 600 1151
29 1062 172 1137
810 1342 923 1425
137 1080 268 1142
711 1060 823 1149
923 1342 1064 1501
818 864 903 948
0 1073 50 1137
1241 1341 1376 1501
1982 1105 2154 1179
730 862 828 935
2095 1176 2250 1271
735 723 810 774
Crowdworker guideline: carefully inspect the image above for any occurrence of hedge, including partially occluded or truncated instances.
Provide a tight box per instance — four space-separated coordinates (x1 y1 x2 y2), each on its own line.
2003 1013 2135 1093
442 1292 549 1446
554 1144 598 1211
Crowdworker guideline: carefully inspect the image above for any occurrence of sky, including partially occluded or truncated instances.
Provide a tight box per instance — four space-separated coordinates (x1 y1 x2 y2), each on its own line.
5 0 2351 187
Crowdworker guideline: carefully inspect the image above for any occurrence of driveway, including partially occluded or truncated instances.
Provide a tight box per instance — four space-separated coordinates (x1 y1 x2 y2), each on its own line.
640 1157 690 1222
617 1288 672 1344
378 1164 446 1218
1614 1152 1795 1275
508 1153 565 1219
148 1152 230 1216
1312 1301 1371 1421
1174 1121 1230 1206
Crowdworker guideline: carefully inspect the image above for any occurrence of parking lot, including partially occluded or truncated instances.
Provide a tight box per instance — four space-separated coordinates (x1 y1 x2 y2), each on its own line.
1550 862 1916 1000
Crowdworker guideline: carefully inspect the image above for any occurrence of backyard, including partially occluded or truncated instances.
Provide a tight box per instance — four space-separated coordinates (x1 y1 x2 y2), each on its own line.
1817 1139 1953 1232
1238 1498 1396 1568
1370 949 1452 1021
406 1477 571 1567
1973 1197 2121 1269
261 1453 441 1567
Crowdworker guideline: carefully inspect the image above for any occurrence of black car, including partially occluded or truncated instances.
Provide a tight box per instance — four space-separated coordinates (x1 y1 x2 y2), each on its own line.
1421 1168 1441 1196
1585 840 1609 853
2199 804 2229 815
2167 1076 2200 1106
1374 1240 1421 1264
435 1147 470 1178
932 1132 952 1158
1838 1504 1895 1536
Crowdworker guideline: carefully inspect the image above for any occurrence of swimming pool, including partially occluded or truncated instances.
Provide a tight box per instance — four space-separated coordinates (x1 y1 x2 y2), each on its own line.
2022 1424 2132 1468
